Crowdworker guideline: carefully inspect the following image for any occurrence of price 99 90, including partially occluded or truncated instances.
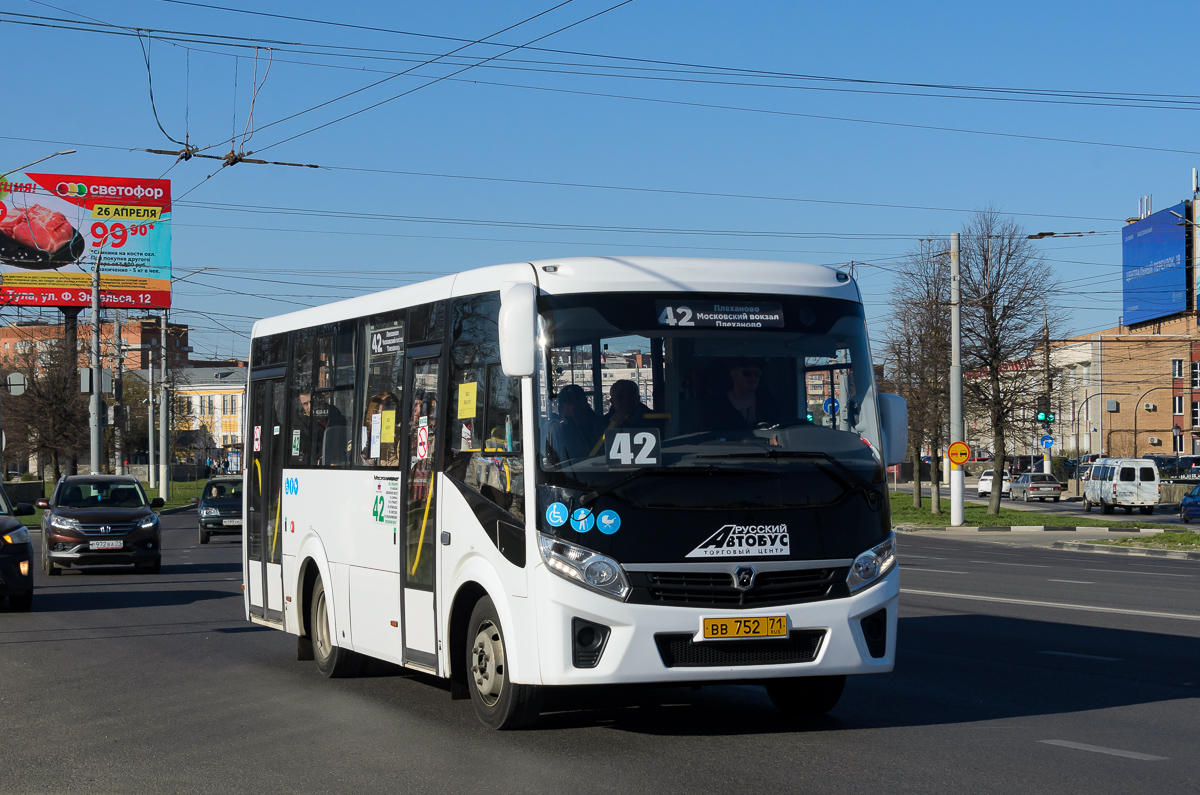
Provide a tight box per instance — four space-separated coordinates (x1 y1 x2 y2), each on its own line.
91 221 128 249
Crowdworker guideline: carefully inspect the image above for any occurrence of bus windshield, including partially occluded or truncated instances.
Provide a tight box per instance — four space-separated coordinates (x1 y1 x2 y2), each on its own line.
536 292 884 508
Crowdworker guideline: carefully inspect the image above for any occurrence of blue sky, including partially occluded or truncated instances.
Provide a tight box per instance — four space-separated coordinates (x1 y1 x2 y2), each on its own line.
3 0 1197 359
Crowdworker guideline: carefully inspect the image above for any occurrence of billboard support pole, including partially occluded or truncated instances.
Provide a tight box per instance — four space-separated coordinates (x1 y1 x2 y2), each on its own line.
159 310 169 501
89 253 102 474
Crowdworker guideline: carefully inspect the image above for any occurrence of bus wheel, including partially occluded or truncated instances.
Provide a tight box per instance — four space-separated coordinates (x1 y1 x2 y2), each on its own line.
311 576 362 678
765 675 846 716
466 596 541 730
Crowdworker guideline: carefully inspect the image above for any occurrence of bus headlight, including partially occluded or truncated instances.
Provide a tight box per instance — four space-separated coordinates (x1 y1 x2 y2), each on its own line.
847 534 896 592
538 533 630 601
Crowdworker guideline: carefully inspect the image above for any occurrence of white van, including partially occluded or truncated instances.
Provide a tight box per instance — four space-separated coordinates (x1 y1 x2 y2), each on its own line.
1083 458 1160 515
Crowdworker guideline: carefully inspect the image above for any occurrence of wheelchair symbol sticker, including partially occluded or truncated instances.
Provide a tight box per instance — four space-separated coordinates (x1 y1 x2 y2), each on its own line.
545 502 568 527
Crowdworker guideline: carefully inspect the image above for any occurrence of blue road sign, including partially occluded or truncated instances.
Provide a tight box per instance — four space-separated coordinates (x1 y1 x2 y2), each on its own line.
1040 435 1054 448
823 397 839 415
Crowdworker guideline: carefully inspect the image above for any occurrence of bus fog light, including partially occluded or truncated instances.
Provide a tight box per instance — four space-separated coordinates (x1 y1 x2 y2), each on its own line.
847 534 896 592
539 533 630 601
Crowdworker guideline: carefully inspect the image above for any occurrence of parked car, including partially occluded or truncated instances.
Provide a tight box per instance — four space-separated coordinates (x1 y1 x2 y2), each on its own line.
1175 455 1200 477
39 476 165 575
1083 458 1160 515
0 488 37 611
977 469 1011 498
198 477 244 544
1141 454 1178 478
1011 473 1064 502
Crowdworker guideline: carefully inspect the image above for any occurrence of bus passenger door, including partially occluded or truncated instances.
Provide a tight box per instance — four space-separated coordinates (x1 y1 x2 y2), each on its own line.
247 375 286 623
402 352 440 668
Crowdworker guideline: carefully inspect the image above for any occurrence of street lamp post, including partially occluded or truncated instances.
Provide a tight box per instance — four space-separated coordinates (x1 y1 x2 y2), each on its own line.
0 149 75 180
1132 385 1176 457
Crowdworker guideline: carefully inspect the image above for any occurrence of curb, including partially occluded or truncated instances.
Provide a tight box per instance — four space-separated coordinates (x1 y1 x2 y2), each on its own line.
161 504 197 516
1052 541 1200 560
897 525 1164 533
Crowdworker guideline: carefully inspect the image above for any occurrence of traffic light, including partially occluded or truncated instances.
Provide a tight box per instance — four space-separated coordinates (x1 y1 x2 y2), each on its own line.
1036 395 1055 423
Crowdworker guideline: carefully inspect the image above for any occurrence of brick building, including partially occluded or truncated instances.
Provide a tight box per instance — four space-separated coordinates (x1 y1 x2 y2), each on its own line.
0 317 190 371
1054 315 1200 458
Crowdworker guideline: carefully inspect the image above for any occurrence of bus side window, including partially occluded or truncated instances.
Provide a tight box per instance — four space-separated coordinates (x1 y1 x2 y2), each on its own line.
361 311 406 468
288 329 316 466
446 293 524 520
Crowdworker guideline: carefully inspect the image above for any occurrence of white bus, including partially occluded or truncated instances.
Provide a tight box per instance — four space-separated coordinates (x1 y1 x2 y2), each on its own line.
242 256 907 729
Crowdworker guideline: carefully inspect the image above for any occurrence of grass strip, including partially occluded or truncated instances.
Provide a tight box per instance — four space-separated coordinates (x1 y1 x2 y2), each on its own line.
1088 531 1200 551
889 491 1177 530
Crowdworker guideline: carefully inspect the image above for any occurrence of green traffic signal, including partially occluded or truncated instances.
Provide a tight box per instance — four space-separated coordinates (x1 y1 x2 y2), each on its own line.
806 412 814 422
1046 411 1055 422
1036 411 1046 421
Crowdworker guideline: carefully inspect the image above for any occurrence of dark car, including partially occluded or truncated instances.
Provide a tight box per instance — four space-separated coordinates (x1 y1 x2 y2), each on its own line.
39 476 165 575
1180 484 1200 523
0 488 37 611
197 477 244 544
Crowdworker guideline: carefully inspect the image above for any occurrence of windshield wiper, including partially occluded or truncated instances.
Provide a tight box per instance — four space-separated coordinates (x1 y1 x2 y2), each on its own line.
579 465 758 508
696 450 883 511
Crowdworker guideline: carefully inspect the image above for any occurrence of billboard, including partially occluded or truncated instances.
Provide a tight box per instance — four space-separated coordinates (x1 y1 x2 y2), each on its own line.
0 171 171 308
1122 202 1186 326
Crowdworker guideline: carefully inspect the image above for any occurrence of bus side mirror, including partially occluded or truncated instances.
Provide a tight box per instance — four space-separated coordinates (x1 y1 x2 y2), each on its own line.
498 282 537 378
877 393 908 466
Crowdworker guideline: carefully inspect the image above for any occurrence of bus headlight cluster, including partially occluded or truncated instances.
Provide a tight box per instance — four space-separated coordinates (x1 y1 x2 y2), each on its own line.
538 533 630 601
846 534 896 592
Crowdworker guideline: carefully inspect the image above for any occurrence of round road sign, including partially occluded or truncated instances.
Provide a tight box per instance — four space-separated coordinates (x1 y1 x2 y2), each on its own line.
948 441 971 466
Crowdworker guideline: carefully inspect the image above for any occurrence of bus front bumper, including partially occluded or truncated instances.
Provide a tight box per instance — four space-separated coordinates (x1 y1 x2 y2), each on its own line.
532 564 898 686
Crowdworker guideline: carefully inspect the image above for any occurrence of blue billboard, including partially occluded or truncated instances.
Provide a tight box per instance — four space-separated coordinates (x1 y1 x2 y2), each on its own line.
1123 202 1188 325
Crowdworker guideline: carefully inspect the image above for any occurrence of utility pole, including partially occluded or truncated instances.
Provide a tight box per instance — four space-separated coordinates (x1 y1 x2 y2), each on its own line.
159 310 170 500
148 359 156 489
949 232 965 527
1043 311 1052 475
89 253 102 474
114 311 124 476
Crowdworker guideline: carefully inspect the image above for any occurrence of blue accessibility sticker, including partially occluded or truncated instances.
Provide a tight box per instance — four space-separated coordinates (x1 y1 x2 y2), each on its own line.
570 508 595 533
545 502 569 527
596 509 621 535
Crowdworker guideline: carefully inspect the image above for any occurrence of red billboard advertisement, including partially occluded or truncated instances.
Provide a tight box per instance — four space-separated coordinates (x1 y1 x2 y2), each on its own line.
0 171 171 308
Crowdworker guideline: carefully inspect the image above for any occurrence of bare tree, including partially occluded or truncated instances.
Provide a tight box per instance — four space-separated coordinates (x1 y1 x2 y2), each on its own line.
4 338 88 481
881 239 951 513
959 210 1063 514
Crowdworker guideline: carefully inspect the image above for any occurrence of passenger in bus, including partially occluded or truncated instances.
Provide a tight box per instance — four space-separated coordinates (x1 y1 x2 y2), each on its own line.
544 384 601 464
702 358 789 431
602 379 652 429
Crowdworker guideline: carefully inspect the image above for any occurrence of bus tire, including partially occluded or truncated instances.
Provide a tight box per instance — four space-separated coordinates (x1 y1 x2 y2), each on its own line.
466 596 541 730
311 576 362 678
765 675 845 716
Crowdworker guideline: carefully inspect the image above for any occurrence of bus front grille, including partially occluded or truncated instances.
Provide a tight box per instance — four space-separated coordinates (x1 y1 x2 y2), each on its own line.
654 630 826 667
629 567 849 609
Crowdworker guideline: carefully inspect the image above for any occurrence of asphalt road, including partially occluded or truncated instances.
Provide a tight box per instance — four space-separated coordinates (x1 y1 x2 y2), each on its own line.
2 513 1197 793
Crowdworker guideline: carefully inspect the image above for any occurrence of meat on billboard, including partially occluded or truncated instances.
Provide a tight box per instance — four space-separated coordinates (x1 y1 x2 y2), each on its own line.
0 172 171 308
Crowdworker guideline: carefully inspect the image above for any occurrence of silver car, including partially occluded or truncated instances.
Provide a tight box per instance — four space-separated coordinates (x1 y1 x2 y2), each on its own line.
1012 473 1063 502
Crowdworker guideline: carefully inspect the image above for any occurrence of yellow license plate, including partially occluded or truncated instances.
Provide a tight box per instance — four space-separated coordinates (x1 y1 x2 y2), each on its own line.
702 616 788 640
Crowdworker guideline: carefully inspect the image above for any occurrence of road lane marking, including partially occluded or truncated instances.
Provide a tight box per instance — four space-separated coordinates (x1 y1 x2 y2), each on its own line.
1047 579 1095 584
901 589 1200 621
1038 651 1122 661
1038 740 1166 761
969 560 1050 568
905 568 969 574
1083 568 1192 578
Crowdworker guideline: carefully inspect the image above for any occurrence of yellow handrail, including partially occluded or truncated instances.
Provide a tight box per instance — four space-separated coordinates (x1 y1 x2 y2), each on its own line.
409 471 435 577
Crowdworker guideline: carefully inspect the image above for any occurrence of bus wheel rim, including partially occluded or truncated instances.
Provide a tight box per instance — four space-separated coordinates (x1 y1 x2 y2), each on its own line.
471 621 505 706
315 592 331 660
